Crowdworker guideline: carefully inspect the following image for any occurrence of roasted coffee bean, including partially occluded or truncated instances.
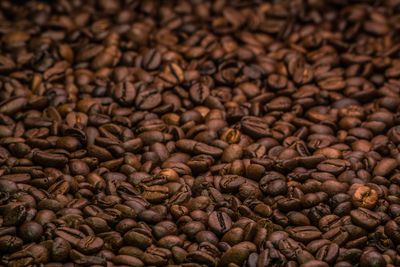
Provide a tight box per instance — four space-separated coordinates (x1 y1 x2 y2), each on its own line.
3 204 27 226
373 158 398 177
18 221 43 243
0 97 28 115
142 185 169 203
219 242 257 267
135 85 162 110
143 246 171 266
0 235 23 253
0 0 399 266
259 172 288 196
187 250 217 266
190 82 210 104
208 211 232 235
300 260 329 267
350 208 381 230
316 243 339 264
111 254 144 267
241 116 271 139
113 81 137 106
359 250 386 267
288 226 322 243
32 151 68 168
123 228 152 250
384 220 400 245
51 237 71 262
351 185 379 209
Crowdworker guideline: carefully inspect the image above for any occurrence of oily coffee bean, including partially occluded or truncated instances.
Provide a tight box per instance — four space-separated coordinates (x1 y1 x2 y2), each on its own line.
0 235 23 253
51 237 71 262
190 82 210 104
32 150 68 168
241 116 272 139
208 211 232 235
350 208 381 230
113 81 137 106
0 0 399 266
135 84 162 110
219 242 257 267
18 221 43 243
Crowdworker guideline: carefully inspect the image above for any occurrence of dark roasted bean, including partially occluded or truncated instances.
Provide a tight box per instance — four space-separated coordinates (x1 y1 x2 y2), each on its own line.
0 0 398 266
350 208 381 230
219 241 257 267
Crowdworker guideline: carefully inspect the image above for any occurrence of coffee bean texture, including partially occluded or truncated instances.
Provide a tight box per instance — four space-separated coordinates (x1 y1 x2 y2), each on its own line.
0 0 399 266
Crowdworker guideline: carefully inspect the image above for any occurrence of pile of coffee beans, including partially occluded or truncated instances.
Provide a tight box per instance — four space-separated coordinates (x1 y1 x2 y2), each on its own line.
1 0 400 266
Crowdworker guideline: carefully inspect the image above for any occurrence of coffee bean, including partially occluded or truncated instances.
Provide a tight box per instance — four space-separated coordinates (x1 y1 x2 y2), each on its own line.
32 150 68 168
350 208 381 230
135 84 162 110
112 255 144 267
190 82 210 104
0 235 23 253
300 260 329 267
142 185 169 203
316 243 339 264
384 220 400 245
351 185 379 209
373 158 398 176
123 229 152 250
359 250 386 267
288 226 322 243
259 171 287 196
113 81 137 106
18 221 43 243
0 97 28 115
219 241 257 267
320 180 348 197
3 204 27 226
221 144 243 163
241 116 272 139
142 48 162 71
187 250 217 266
48 237 70 262
0 0 399 266
208 211 232 235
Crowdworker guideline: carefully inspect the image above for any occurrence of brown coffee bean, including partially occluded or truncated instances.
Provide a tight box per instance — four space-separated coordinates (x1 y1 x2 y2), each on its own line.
142 185 169 203
0 1 399 266
288 226 322 243
0 97 28 115
316 243 339 264
142 48 162 71
18 221 43 243
350 208 381 230
221 144 243 163
300 260 329 267
241 116 272 139
0 235 23 253
359 250 386 267
3 204 27 226
352 185 379 209
135 84 162 110
32 151 68 168
113 81 137 106
190 82 210 104
112 255 144 267
373 158 398 176
208 211 232 235
219 241 257 267
123 229 152 249
320 180 349 197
